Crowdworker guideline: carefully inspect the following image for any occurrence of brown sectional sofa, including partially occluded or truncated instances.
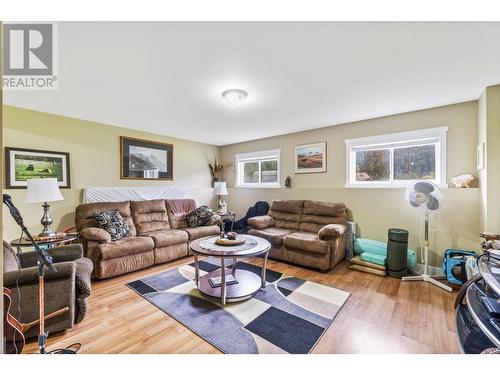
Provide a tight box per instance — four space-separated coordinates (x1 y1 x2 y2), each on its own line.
248 199 347 271
75 199 220 279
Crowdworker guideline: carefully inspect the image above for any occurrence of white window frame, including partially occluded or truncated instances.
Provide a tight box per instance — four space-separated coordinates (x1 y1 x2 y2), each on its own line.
345 126 448 188
235 149 281 188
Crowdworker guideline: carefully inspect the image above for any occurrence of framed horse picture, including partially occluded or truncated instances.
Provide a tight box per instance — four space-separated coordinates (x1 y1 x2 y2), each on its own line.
294 142 327 174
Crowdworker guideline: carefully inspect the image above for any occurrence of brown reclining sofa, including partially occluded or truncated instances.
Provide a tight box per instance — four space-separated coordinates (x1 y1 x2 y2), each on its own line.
248 199 347 271
75 198 219 279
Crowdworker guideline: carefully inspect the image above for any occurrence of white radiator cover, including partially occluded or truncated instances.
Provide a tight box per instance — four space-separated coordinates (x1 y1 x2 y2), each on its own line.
83 186 187 203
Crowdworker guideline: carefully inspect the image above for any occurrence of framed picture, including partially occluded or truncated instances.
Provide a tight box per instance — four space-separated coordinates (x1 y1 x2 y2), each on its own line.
477 142 485 171
120 136 173 180
294 142 327 173
5 147 71 189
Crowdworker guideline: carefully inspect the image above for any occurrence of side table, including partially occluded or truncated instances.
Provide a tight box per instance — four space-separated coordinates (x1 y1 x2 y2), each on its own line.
10 233 78 253
217 212 236 232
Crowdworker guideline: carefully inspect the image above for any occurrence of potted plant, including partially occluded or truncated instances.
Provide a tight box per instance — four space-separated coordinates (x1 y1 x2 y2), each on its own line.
209 158 223 187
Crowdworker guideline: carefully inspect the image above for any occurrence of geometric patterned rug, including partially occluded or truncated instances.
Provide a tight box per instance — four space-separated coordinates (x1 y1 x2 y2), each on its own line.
127 258 350 354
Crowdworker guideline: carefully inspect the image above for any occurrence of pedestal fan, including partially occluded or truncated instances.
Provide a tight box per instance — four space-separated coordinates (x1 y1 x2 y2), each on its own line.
402 181 452 292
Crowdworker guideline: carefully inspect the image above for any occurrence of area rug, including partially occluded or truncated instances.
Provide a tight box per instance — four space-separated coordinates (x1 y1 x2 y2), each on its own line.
127 258 350 354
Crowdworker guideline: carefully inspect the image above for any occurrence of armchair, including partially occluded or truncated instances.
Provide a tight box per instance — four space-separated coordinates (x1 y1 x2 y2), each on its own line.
3 241 93 338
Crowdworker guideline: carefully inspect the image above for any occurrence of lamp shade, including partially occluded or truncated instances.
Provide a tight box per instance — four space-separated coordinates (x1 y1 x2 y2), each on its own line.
25 178 64 203
213 181 228 196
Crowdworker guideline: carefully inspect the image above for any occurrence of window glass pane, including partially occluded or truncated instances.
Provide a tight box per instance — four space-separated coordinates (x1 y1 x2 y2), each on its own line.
243 161 259 183
355 150 390 181
261 159 278 183
394 144 436 180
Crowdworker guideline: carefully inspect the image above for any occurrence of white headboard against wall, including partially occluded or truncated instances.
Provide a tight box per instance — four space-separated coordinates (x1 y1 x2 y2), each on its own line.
83 186 188 203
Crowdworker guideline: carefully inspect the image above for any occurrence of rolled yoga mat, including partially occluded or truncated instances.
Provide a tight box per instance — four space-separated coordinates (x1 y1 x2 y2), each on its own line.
354 238 417 268
348 264 386 276
349 255 386 271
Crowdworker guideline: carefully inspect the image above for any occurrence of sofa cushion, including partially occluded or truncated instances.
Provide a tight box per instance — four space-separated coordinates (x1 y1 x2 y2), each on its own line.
75 201 136 236
95 251 154 280
284 231 330 255
166 199 196 229
92 236 154 260
303 201 347 217
153 242 188 265
94 209 131 241
183 225 220 241
270 199 304 214
268 199 304 231
130 199 170 235
248 227 294 247
147 229 189 248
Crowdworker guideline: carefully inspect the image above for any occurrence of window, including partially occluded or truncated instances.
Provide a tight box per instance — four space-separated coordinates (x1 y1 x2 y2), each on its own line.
345 127 448 187
235 149 280 188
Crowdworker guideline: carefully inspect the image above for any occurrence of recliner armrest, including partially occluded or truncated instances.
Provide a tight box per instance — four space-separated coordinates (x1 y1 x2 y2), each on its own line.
318 224 346 240
19 244 83 268
3 262 76 287
247 215 275 230
79 227 112 244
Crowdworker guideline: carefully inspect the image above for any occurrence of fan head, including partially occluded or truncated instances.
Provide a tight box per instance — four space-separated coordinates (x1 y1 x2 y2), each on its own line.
406 181 442 212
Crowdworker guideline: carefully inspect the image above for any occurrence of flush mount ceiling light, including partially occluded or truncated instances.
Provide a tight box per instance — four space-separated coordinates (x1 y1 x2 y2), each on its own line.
222 89 248 106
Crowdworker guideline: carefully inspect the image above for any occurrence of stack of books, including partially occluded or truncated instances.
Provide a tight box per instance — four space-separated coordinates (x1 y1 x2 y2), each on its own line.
348 255 386 276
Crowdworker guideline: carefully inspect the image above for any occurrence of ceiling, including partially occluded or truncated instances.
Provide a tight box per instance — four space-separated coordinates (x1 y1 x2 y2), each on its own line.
4 22 500 146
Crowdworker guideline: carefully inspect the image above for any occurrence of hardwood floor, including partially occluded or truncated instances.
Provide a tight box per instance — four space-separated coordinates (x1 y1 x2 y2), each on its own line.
24 257 460 354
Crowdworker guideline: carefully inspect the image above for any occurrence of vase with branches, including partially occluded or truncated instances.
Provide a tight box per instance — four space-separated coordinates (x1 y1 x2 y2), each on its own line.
209 158 224 187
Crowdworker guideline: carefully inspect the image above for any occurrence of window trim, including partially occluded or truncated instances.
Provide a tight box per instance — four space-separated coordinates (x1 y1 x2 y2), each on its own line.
344 126 448 188
235 148 281 188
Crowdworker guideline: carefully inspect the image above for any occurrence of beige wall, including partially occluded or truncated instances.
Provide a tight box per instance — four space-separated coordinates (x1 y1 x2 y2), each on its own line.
478 85 500 233
220 101 480 266
1 100 484 268
2 106 220 241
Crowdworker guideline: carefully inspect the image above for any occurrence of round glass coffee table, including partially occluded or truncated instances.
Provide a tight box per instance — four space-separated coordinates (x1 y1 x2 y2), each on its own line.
189 234 271 305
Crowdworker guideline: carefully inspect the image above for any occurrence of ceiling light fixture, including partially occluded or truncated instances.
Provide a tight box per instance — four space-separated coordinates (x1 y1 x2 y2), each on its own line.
222 89 248 106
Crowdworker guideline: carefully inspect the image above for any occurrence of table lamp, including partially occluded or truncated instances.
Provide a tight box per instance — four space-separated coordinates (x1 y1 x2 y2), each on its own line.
26 178 64 237
213 181 228 214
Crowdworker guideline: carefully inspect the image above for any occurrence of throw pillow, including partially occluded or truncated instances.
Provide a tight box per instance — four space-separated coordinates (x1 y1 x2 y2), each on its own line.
94 209 131 241
186 206 215 228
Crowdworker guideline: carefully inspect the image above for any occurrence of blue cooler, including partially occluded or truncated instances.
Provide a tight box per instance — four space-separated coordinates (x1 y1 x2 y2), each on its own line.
441 249 477 285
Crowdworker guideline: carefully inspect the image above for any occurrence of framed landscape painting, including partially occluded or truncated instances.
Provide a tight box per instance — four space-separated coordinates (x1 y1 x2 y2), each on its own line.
5 147 71 189
294 142 327 173
120 136 173 180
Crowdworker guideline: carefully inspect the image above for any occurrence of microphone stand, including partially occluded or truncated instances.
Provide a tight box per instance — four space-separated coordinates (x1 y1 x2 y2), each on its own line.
3 194 61 354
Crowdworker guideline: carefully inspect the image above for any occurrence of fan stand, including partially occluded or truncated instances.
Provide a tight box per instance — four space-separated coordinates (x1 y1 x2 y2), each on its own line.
402 213 452 292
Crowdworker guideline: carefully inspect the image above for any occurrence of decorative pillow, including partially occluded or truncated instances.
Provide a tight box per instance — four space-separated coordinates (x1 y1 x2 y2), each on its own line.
186 206 215 228
94 209 131 241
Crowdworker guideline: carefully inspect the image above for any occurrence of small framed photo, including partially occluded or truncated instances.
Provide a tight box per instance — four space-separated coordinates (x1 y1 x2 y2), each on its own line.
294 142 327 174
477 142 485 171
121 136 173 180
5 147 71 189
